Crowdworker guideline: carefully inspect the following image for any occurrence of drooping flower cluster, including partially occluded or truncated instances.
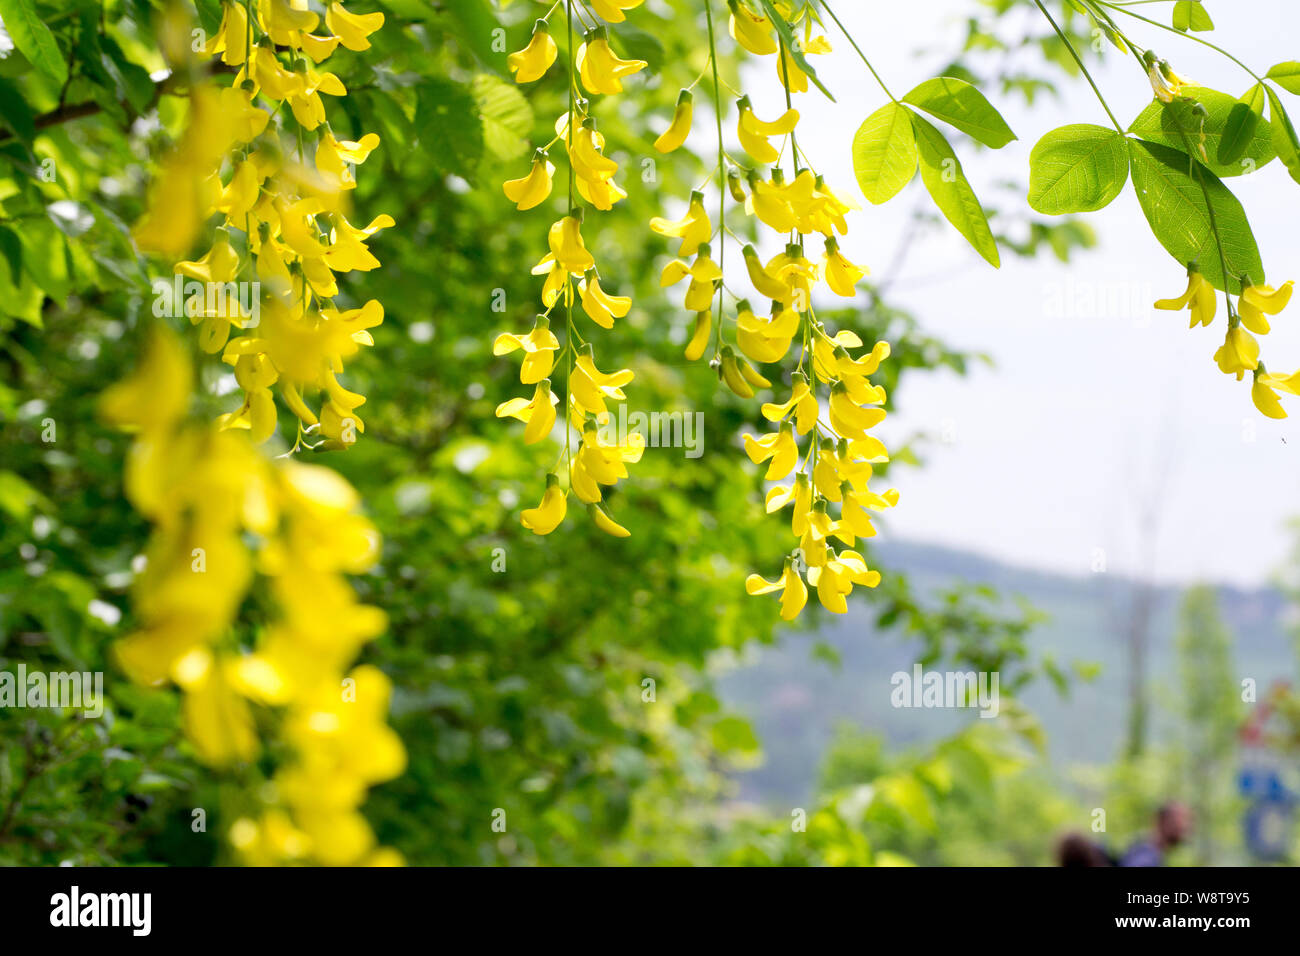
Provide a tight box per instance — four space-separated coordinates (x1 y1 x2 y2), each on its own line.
1155 264 1300 418
651 1 896 619
498 6 647 537
135 0 390 451
101 329 403 866
122 1 401 864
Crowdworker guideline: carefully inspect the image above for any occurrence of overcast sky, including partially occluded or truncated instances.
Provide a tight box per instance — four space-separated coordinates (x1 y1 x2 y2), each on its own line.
737 0 1300 588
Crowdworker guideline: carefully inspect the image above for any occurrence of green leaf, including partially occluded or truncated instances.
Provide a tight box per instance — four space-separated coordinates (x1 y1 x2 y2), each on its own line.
0 0 68 84
471 74 533 163
416 79 484 181
1129 86 1275 177
1172 1 1213 32
0 76 35 144
1027 124 1129 215
193 0 224 36
908 109 1000 267
852 102 917 205
1127 138 1263 292
1218 85 1264 167
757 0 834 101
1266 85 1300 184
0 224 20 284
443 0 504 72
902 77 1016 148
1265 61 1300 95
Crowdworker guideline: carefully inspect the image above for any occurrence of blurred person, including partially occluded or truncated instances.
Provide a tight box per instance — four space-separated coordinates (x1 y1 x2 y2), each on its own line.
1056 832 1115 867
1119 802 1192 867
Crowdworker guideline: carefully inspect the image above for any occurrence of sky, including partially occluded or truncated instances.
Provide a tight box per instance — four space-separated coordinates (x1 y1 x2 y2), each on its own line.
736 0 1300 588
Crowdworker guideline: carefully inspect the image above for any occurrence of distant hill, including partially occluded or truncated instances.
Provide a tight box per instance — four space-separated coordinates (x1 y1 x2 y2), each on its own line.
717 539 1297 805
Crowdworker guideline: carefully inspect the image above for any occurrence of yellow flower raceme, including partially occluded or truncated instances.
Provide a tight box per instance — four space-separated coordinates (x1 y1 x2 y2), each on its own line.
509 20 558 83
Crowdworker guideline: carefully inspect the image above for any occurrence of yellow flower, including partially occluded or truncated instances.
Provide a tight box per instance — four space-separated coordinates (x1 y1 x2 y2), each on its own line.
521 473 567 535
743 423 798 481
762 373 818 435
215 159 263 220
650 189 711 257
685 309 712 361
589 503 631 537
577 27 647 96
589 0 646 23
509 20 558 83
1147 56 1192 104
326 1 385 52
808 551 880 614
323 211 394 272
823 237 866 297
728 0 777 55
1239 280 1293 334
578 271 631 328
570 121 624 209
496 379 558 444
203 0 251 66
720 345 770 398
570 424 644 502
547 212 596 274
1253 367 1300 419
829 381 886 441
175 648 258 766
654 90 694 153
264 0 320 46
741 243 789 300
299 33 342 63
571 346 634 417
746 557 808 621
765 242 817 307
746 169 797 232
1154 266 1217 328
776 33 831 94
316 130 381 190
1213 325 1259 380
737 96 799 165
662 245 723 312
737 300 797 364
494 315 560 385
765 472 813 535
